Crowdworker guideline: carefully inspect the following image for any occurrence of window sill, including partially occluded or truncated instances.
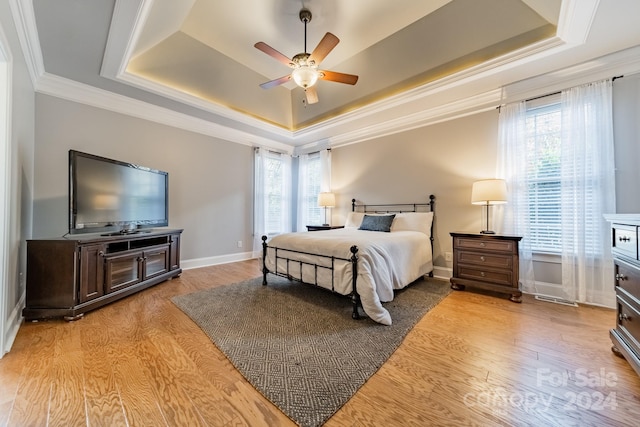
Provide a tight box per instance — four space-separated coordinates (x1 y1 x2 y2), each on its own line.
532 252 561 263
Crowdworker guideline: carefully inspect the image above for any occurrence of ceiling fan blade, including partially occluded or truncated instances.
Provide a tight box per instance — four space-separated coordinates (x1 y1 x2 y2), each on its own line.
259 74 292 89
305 86 318 104
309 32 339 65
254 42 294 67
319 70 359 85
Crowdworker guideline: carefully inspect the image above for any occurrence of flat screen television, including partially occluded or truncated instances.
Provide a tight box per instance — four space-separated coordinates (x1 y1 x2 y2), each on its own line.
69 150 169 235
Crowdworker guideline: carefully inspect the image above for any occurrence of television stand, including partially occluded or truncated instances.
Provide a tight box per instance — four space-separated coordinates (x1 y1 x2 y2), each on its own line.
23 228 183 320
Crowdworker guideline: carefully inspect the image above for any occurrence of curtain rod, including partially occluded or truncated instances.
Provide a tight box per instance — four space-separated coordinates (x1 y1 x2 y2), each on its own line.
497 75 625 110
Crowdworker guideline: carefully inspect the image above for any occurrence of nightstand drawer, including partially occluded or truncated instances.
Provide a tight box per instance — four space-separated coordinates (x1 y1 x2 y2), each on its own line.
457 266 513 287
454 237 515 253
456 251 512 269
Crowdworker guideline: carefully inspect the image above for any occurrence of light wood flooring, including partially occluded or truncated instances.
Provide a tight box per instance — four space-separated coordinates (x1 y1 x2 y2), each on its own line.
1 259 640 426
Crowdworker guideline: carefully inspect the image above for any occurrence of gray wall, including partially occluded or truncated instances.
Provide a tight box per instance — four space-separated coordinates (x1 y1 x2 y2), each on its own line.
330 75 640 279
331 110 499 272
29 74 640 283
33 94 254 261
1 0 35 351
613 73 640 212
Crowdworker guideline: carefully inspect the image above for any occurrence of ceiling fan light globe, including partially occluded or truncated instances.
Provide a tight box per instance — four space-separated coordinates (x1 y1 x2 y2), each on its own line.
292 66 319 88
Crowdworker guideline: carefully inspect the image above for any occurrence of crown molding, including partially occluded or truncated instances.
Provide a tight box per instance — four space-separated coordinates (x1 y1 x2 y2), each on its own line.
35 72 295 153
9 0 44 86
325 89 502 149
502 45 640 103
14 0 637 154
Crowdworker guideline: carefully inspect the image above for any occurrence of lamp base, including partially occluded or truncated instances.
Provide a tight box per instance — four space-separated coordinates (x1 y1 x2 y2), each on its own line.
322 223 329 226
480 230 496 234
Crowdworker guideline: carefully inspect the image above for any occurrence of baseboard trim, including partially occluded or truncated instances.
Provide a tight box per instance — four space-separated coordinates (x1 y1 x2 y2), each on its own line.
181 251 255 270
3 290 25 357
432 266 452 281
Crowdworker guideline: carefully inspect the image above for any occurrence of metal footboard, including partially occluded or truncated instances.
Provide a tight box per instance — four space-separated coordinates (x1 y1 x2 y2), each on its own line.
261 235 361 319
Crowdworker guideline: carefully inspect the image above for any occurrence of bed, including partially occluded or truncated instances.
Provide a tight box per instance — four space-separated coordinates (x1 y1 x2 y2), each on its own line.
261 195 435 325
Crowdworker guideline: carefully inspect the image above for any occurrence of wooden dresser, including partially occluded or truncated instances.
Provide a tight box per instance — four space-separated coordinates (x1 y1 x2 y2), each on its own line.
450 232 523 302
604 214 640 376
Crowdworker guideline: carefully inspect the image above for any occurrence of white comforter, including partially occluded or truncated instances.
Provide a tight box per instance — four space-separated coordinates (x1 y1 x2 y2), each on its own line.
264 228 433 325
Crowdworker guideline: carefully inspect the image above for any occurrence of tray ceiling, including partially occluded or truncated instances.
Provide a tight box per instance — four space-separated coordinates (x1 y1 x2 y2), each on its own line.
124 0 558 130
26 0 640 149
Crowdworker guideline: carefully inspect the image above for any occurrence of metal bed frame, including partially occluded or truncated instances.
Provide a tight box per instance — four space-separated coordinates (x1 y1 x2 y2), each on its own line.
261 195 435 320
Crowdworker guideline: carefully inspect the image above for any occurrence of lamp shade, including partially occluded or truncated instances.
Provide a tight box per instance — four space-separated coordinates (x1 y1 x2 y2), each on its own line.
471 179 507 205
318 192 336 208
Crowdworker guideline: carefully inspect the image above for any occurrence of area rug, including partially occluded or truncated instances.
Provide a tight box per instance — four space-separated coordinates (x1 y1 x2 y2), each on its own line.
172 275 450 427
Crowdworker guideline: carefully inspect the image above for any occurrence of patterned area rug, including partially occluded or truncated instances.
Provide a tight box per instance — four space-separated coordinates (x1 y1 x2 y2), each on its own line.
172 275 450 427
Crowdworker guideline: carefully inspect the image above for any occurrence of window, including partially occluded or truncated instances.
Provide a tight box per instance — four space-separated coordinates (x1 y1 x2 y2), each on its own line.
298 152 323 227
499 80 616 305
297 150 331 230
254 148 291 254
525 101 562 252
263 151 289 235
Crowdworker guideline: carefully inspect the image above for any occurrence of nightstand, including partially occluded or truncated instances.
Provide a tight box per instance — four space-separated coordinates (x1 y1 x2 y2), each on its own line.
306 225 344 231
449 232 523 302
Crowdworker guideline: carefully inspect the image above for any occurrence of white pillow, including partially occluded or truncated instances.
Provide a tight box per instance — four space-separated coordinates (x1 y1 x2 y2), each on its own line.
390 212 434 236
345 212 365 228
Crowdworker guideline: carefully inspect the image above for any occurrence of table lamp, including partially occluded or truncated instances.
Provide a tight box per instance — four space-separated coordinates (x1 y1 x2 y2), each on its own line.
318 192 335 226
471 179 507 234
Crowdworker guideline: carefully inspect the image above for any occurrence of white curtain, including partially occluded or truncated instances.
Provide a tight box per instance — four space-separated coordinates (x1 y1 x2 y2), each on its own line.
253 148 292 257
497 79 616 307
496 101 537 294
296 149 331 231
559 80 616 306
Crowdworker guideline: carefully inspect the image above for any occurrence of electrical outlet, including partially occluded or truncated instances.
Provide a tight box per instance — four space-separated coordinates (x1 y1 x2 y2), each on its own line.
237 240 243 248
445 252 452 262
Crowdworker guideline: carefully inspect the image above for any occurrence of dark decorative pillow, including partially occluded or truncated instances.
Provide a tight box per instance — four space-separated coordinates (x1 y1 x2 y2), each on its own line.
358 214 396 232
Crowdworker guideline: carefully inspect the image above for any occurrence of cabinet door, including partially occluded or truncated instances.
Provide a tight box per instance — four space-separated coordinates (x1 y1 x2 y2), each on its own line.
104 250 143 293
169 233 181 271
79 244 106 303
143 245 170 280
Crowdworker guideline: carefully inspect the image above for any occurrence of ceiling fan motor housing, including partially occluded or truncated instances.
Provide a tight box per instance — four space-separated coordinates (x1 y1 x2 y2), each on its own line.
299 8 312 24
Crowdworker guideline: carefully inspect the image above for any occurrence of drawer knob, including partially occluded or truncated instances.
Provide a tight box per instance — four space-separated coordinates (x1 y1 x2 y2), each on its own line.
480 242 486 247
619 236 631 242
620 313 631 322
480 256 485 262
616 273 628 281
480 272 485 277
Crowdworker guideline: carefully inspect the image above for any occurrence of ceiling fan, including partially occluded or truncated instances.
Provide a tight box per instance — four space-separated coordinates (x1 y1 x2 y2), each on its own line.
254 8 358 105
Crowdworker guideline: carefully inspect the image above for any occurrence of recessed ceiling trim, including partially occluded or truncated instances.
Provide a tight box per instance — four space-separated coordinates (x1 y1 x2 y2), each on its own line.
291 35 567 144
118 70 293 140
556 0 599 44
101 0 150 78
101 0 291 140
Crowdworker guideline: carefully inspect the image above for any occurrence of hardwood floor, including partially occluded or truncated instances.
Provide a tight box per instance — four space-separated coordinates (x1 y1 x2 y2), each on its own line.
1 259 640 426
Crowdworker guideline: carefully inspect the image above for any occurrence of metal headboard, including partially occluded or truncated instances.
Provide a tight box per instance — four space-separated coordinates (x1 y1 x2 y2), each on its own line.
351 194 435 214
351 195 436 250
